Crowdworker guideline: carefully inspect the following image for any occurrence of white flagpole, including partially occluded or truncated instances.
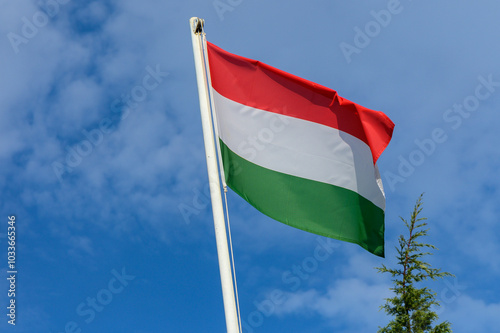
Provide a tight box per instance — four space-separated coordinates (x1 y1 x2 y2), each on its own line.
189 17 240 333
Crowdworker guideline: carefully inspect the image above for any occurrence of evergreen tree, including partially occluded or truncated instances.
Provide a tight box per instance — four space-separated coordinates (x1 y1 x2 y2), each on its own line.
377 194 453 333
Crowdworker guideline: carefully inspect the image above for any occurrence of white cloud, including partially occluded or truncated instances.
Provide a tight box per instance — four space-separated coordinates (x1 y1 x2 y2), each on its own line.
275 278 391 332
442 295 500 332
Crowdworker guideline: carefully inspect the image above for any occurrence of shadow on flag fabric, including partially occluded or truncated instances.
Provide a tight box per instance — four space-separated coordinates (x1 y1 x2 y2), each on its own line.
206 42 395 257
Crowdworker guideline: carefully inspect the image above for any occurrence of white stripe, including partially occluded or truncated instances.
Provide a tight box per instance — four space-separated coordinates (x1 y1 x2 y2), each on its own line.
213 90 386 210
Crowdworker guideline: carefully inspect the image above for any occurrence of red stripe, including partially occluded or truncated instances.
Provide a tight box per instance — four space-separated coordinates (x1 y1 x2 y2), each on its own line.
206 41 394 163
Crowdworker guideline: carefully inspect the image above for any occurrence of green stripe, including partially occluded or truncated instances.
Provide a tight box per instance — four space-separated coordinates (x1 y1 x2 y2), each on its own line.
220 140 385 257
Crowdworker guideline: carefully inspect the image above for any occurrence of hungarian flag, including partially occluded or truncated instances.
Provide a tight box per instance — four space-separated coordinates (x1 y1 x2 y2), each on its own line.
206 42 394 257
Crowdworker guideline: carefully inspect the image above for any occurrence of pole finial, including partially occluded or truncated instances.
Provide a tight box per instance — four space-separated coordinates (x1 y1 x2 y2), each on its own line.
190 17 205 35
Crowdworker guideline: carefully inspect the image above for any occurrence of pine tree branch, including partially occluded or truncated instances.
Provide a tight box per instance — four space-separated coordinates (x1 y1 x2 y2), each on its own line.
375 194 453 333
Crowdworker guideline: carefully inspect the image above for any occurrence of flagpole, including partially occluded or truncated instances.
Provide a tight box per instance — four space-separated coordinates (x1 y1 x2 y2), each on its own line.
189 17 240 333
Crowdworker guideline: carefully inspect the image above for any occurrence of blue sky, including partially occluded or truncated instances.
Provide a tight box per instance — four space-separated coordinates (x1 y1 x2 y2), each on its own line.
1 0 499 332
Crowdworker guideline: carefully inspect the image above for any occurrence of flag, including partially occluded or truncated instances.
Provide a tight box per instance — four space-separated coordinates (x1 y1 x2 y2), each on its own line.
206 42 394 257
